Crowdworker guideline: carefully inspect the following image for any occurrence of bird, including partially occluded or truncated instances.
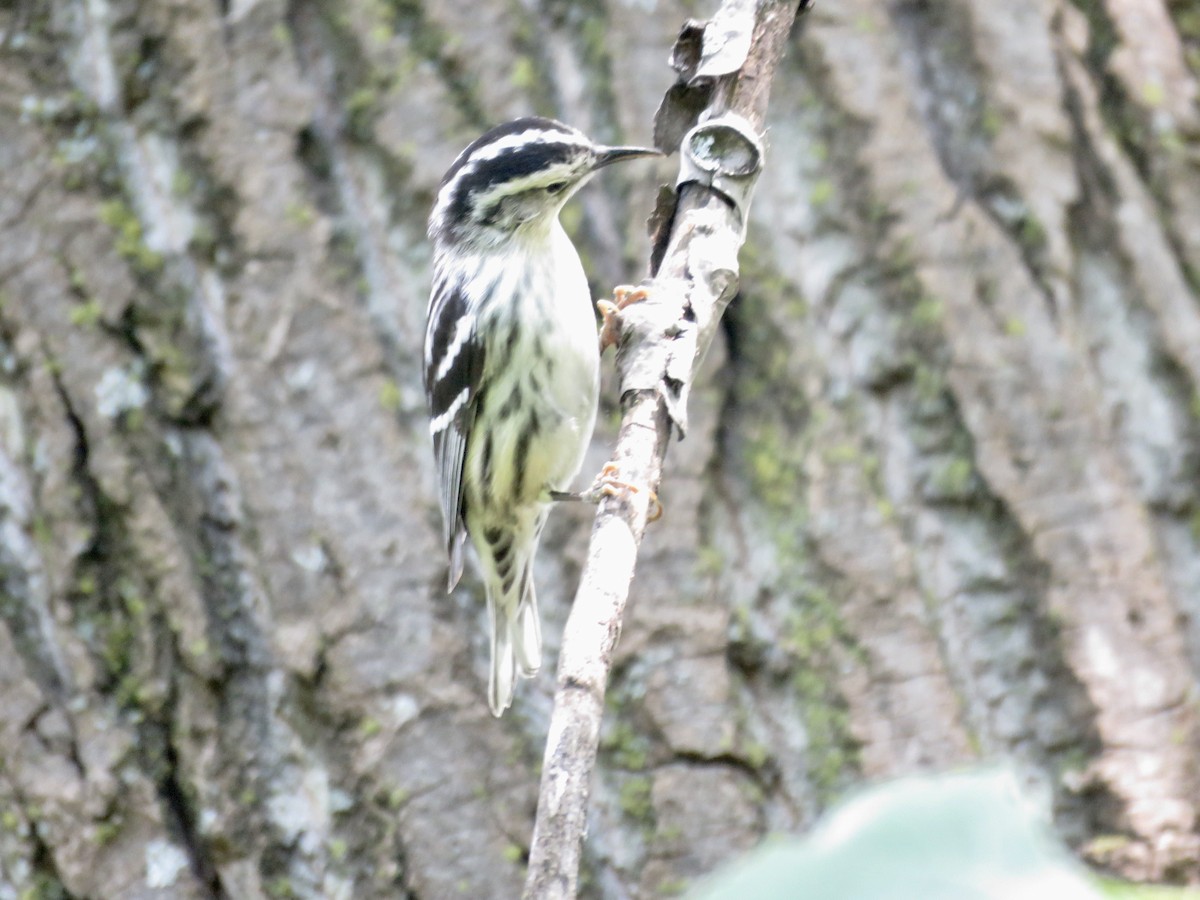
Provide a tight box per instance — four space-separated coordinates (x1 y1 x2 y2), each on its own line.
423 117 659 716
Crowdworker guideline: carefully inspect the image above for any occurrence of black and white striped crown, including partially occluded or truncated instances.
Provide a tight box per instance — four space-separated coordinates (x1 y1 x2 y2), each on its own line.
428 117 594 243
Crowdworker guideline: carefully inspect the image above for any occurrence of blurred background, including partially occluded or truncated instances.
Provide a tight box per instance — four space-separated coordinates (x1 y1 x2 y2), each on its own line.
1 0 1199 897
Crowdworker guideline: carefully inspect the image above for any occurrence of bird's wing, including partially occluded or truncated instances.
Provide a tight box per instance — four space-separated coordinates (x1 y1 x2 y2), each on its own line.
424 275 486 592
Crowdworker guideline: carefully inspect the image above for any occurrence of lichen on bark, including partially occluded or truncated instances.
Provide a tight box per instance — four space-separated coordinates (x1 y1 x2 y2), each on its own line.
1 0 1199 896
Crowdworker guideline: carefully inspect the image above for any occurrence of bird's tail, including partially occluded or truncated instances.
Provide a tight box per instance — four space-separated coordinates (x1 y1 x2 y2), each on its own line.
486 566 541 717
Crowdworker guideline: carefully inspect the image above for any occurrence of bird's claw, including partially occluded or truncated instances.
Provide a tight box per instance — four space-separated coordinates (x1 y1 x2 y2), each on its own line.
613 285 651 309
646 491 664 523
577 462 663 522
585 461 635 501
598 285 651 354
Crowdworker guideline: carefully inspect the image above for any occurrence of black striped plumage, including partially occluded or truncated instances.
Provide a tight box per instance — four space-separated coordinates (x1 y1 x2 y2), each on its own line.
423 117 658 715
423 276 482 588
439 120 580 239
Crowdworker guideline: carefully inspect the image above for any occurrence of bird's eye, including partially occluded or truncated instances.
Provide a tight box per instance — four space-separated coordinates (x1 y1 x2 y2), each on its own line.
546 181 568 195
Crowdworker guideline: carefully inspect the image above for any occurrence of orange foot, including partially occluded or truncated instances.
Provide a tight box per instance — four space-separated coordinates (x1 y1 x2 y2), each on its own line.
580 462 664 522
598 285 651 354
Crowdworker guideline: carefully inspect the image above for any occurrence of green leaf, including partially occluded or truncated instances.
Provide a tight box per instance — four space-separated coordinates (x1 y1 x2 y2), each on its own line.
689 769 1103 900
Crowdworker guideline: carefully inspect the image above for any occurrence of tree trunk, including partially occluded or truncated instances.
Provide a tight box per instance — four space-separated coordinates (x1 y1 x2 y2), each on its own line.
0 0 1197 897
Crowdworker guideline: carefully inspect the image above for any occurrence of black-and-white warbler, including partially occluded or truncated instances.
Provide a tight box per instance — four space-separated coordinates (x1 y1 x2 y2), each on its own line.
424 117 658 716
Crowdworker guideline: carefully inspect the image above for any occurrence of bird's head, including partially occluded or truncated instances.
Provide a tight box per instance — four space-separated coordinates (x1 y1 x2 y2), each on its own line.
429 117 659 249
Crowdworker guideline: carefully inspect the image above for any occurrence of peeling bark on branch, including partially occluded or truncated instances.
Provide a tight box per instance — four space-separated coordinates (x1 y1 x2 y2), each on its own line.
523 4 805 897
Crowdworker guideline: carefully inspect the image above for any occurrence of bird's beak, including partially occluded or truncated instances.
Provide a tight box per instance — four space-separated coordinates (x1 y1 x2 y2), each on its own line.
593 145 663 170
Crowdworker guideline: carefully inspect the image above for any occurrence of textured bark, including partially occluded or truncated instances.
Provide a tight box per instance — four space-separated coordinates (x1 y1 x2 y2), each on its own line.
0 0 1198 897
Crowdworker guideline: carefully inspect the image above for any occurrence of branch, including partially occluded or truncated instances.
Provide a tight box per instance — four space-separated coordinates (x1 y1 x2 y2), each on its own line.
523 3 805 897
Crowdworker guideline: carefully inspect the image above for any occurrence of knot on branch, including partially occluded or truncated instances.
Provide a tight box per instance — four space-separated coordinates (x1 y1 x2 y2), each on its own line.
677 114 764 233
